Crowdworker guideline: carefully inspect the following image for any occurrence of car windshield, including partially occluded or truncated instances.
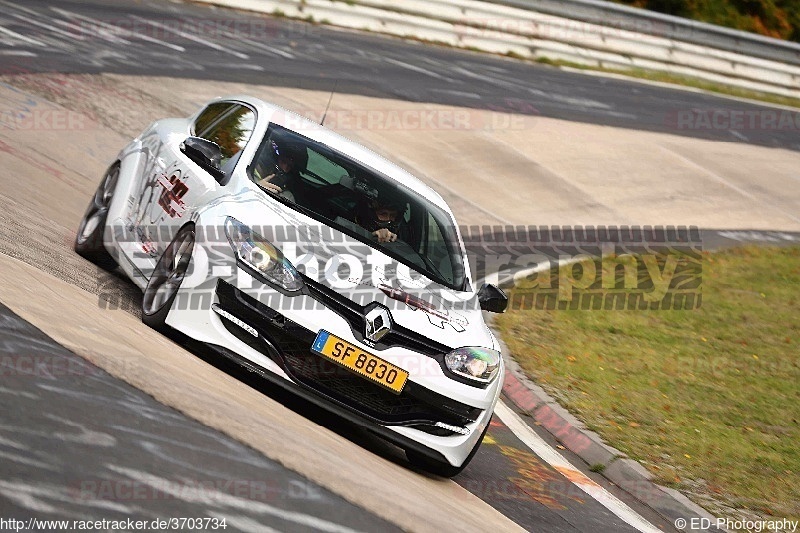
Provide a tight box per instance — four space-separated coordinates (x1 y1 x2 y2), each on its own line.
250 124 466 291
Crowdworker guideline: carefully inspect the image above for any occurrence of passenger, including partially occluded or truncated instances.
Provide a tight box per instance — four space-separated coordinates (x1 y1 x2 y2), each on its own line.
356 198 409 243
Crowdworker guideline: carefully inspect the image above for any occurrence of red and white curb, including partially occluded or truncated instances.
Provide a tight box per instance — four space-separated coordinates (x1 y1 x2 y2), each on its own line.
494 401 662 533
499 356 724 532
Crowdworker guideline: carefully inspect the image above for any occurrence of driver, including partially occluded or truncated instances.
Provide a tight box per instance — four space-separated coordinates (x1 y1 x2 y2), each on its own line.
256 133 308 204
356 198 409 243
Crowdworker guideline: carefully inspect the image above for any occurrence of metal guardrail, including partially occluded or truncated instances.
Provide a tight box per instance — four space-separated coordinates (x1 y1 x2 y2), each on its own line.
196 0 800 98
355 0 799 94
489 0 800 66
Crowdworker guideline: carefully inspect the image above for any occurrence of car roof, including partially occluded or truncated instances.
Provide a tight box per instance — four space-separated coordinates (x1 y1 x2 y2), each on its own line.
214 95 452 214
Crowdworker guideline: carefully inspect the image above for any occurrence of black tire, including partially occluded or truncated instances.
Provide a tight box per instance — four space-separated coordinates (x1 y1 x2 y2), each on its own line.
74 163 119 270
406 417 492 477
141 224 195 332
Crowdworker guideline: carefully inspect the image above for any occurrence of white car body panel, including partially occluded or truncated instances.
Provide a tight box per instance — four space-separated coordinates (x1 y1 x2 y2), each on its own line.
94 96 505 470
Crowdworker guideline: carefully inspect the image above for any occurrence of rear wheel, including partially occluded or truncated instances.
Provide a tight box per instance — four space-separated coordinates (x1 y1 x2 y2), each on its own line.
406 417 491 477
74 163 119 270
142 224 195 332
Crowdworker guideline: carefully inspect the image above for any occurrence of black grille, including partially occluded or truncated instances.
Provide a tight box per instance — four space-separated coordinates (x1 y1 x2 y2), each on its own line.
282 350 426 419
214 280 481 428
303 277 490 390
303 277 453 356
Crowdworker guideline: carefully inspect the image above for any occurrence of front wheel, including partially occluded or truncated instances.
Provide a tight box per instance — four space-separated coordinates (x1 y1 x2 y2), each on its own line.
142 224 195 332
406 417 491 477
74 163 119 270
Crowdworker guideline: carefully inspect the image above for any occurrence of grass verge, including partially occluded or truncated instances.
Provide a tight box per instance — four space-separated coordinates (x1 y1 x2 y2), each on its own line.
494 246 800 520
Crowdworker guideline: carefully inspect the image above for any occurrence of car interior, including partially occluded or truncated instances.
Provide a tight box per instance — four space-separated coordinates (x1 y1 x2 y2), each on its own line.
247 124 465 289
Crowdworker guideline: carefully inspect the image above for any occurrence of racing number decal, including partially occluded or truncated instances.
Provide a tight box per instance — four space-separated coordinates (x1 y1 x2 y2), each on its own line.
156 173 188 218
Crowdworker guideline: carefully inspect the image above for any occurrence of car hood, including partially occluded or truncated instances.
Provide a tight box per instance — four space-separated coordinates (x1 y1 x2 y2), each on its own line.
214 191 494 351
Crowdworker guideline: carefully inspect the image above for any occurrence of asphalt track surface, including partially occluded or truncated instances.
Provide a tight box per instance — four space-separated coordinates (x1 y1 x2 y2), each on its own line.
0 302 401 532
0 0 798 152
0 0 796 531
0 292 667 532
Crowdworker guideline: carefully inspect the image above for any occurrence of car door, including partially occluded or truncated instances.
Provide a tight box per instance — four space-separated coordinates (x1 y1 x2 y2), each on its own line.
127 101 256 278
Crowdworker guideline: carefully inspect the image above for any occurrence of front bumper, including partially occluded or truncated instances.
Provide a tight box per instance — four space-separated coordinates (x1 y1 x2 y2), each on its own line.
214 279 481 434
165 266 501 467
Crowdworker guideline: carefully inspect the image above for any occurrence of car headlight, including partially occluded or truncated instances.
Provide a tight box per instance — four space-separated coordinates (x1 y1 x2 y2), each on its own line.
224 217 303 292
444 347 501 384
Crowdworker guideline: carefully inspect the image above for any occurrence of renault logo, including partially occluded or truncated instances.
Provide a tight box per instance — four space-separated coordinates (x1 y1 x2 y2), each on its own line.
365 306 392 343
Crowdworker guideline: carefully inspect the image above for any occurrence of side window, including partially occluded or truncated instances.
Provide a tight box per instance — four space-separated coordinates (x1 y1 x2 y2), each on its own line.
193 103 255 162
194 103 230 137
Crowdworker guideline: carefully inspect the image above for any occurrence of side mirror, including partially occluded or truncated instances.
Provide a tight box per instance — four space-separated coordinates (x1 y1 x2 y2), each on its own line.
478 283 508 313
181 137 225 184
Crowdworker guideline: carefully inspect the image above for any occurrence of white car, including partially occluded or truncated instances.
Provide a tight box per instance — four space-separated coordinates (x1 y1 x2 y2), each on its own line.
74 96 508 476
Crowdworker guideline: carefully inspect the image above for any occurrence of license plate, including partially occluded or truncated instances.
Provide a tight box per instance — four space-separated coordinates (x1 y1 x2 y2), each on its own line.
311 331 408 394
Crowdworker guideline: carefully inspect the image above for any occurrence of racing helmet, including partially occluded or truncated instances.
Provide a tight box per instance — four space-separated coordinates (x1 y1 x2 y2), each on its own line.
269 131 308 174
360 197 405 233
